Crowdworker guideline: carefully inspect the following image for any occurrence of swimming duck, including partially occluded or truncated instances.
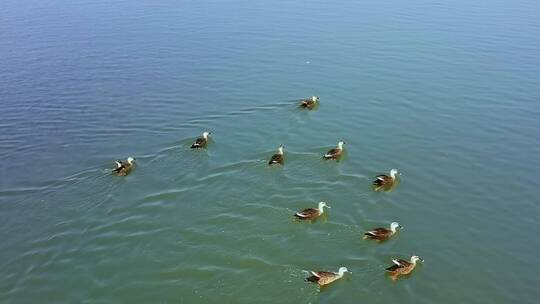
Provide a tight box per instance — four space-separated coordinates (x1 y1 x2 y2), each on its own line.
385 256 424 281
294 202 330 220
323 141 346 159
300 96 319 109
373 169 400 188
112 157 135 176
268 145 284 165
363 222 403 241
306 267 350 286
190 131 211 149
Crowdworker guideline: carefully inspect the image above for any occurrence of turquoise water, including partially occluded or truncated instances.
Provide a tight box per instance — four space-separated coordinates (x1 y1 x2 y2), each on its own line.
1 0 539 302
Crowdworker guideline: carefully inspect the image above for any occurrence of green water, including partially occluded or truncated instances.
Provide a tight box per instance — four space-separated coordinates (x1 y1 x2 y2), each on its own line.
1 0 539 303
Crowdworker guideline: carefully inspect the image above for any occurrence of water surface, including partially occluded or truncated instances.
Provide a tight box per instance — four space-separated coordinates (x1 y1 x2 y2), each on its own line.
1 0 539 303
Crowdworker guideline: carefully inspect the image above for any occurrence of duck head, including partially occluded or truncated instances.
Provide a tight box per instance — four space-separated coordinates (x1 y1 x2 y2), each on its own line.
203 131 211 139
338 141 346 149
127 157 135 164
411 256 424 264
390 169 400 179
318 201 330 212
311 96 319 102
390 222 403 232
278 145 284 155
338 267 350 276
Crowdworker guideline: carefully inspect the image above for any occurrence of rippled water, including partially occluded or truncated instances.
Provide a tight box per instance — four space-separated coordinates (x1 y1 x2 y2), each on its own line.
1 0 539 303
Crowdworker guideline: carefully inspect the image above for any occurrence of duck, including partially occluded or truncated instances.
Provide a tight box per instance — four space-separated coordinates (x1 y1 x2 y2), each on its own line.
268 145 284 165
373 169 400 188
190 131 211 149
323 141 346 159
300 96 319 109
363 222 403 241
294 201 330 221
112 157 135 176
385 256 424 281
306 267 350 286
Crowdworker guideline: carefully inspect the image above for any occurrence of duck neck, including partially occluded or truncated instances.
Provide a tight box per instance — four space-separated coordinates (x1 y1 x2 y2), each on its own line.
318 205 325 214
278 147 284 155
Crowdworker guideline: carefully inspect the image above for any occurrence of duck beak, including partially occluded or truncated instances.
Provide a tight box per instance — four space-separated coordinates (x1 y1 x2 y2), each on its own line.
399 225 404 229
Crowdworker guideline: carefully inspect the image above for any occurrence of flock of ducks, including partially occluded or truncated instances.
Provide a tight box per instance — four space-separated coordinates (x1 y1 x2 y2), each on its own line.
112 96 423 289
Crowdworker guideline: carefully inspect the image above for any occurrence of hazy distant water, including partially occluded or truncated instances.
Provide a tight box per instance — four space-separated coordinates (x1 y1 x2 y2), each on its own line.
1 0 539 303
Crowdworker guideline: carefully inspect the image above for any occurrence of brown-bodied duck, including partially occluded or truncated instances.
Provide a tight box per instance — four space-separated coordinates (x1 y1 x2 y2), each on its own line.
306 267 350 286
363 222 402 242
294 202 330 221
323 141 345 160
300 96 319 109
268 145 284 165
373 169 400 188
385 256 424 281
112 157 135 176
190 131 211 149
